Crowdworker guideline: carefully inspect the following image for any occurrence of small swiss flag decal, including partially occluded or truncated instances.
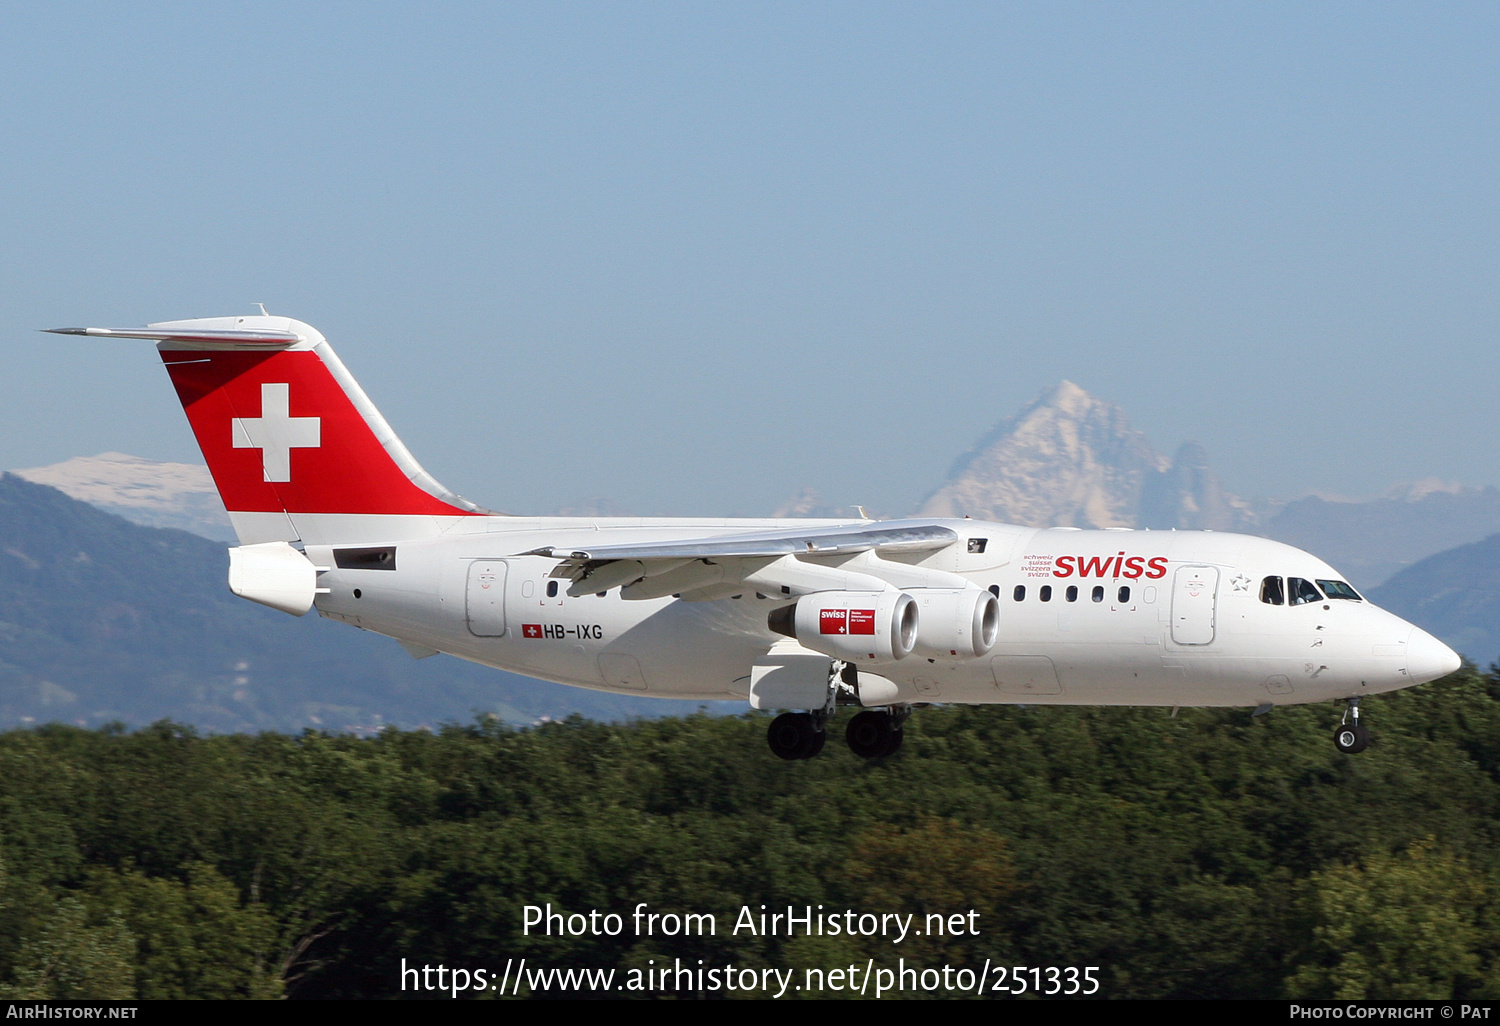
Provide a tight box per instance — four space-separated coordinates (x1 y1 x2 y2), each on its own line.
522 624 543 639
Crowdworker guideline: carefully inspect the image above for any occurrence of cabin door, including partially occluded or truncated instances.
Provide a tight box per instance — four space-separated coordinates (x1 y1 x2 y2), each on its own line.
466 560 509 637
1170 565 1218 646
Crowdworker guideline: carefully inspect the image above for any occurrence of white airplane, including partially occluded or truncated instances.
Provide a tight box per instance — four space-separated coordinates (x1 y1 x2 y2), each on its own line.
51 313 1461 759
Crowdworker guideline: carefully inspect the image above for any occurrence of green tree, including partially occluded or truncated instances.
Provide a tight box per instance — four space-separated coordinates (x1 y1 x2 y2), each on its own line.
1287 839 1485 999
84 862 281 999
2 896 135 999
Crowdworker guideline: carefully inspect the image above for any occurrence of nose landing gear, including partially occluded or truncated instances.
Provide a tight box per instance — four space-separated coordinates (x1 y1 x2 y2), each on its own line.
1333 698 1370 754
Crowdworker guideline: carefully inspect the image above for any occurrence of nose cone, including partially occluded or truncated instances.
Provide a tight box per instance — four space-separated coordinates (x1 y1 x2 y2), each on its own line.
1407 626 1461 683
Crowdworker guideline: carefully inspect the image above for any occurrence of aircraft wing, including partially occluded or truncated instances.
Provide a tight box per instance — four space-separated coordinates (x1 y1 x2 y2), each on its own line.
525 521 955 561
521 520 961 600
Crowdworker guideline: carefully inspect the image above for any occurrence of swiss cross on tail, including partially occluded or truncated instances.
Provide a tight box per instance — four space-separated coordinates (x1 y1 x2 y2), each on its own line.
232 383 321 482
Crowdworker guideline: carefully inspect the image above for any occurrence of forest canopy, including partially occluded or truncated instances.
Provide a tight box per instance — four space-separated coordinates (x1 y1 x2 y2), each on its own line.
1 666 1498 1000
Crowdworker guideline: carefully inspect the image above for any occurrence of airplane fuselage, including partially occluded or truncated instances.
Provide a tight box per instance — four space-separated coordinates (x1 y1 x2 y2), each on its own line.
307 517 1440 710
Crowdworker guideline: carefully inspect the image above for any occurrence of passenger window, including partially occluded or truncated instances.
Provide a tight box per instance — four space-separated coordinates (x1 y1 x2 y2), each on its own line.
1066 585 1078 603
1118 586 1130 603
1012 585 1025 602
1092 586 1104 602
1261 576 1284 606
1288 577 1323 606
546 580 559 598
1040 585 1052 602
989 584 1001 598
1317 579 1362 601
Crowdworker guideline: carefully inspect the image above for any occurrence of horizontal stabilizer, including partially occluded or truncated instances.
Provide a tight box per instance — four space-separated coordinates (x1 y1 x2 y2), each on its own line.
45 326 302 349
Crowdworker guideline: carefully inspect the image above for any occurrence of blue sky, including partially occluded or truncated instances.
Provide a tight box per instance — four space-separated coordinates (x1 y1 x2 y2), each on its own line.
2 2 1496 516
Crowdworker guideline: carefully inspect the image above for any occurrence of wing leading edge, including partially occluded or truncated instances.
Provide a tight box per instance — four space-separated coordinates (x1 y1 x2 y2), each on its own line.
520 521 964 601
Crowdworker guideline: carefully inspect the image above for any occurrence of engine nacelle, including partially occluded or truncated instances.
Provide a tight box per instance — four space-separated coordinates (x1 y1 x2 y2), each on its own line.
768 590 918 663
908 588 1000 658
228 541 323 616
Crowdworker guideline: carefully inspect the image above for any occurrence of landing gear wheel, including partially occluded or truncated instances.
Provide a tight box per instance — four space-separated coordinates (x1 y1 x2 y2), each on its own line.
847 711 899 758
768 712 822 760
1334 722 1370 754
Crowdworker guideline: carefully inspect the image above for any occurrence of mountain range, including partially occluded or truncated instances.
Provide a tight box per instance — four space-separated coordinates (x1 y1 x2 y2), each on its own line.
920 380 1256 531
1369 535 1500 673
916 381 1500 591
12 452 236 541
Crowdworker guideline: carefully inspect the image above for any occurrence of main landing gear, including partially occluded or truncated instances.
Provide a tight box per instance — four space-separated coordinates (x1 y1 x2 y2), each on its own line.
1334 698 1370 754
846 709 906 758
767 712 826 760
767 708 909 760
766 661 910 761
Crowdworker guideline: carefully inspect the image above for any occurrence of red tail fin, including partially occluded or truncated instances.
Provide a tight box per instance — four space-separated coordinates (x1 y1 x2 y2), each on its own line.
53 315 486 544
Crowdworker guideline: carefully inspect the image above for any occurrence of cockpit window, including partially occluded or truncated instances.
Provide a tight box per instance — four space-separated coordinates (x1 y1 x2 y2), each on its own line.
1316 579 1362 601
1260 576 1284 606
1288 577 1324 606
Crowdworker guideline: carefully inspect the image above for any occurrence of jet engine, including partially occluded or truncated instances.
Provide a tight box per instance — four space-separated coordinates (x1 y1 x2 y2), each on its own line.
228 541 326 616
908 588 1000 658
768 590 918 663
